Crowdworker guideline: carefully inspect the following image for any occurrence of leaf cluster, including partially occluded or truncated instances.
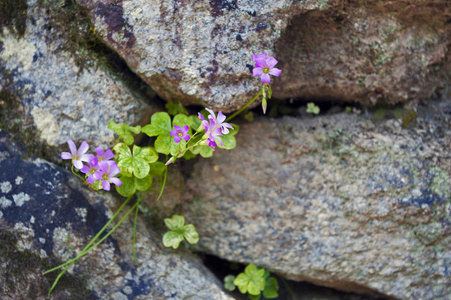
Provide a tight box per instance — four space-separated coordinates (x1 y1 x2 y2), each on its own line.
162 215 199 249
224 264 278 299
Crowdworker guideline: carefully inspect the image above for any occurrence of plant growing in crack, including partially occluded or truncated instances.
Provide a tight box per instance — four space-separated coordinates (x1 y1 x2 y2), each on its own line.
44 52 282 294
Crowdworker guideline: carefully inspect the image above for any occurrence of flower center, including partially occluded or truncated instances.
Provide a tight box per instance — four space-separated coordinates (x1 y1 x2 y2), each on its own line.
90 169 95 175
262 67 270 74
178 132 183 137
102 174 108 180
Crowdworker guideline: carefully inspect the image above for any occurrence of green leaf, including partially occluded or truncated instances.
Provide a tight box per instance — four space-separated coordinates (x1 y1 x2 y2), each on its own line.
190 115 202 132
200 145 213 158
162 231 184 249
224 275 236 292
306 102 320 115
115 174 152 197
115 176 135 197
173 114 192 128
113 143 132 161
164 215 185 231
114 145 155 178
148 162 166 177
142 112 172 137
228 124 239 136
218 134 236 150
183 150 197 160
183 224 199 244
155 134 171 155
165 100 188 116
135 174 152 191
108 121 141 145
262 277 279 299
248 294 261 300
234 265 266 296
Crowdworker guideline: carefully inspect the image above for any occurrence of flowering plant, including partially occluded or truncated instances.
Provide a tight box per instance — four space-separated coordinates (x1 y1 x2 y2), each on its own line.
45 52 282 294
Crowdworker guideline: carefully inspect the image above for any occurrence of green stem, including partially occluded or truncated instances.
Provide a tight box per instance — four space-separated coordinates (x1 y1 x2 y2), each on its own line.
47 198 139 295
43 196 133 275
71 165 86 182
156 167 167 202
226 90 263 122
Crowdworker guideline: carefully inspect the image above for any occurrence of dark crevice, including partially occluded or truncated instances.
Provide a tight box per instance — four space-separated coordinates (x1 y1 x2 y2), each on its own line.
200 253 392 300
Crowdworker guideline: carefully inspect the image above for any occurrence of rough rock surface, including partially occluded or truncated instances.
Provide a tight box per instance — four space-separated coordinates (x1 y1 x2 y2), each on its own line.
0 130 232 299
167 100 451 299
78 0 450 111
0 0 152 150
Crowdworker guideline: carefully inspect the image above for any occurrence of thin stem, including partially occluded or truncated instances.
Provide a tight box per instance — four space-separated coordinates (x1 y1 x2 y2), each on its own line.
226 90 263 122
43 196 133 275
47 199 139 294
71 165 86 182
156 167 168 202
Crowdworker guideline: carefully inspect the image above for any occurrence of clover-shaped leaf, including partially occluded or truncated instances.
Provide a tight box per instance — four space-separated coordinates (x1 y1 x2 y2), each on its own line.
113 143 158 178
234 264 266 296
306 102 320 114
263 277 279 299
219 124 239 150
224 275 236 292
143 113 192 155
108 120 141 145
165 100 188 116
148 161 166 177
162 215 199 249
116 174 152 197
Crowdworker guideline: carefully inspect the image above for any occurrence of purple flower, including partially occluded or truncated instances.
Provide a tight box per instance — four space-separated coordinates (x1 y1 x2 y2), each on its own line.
80 157 99 184
252 53 282 83
205 126 223 151
170 125 190 143
95 147 115 164
205 108 233 134
93 161 122 191
61 140 93 170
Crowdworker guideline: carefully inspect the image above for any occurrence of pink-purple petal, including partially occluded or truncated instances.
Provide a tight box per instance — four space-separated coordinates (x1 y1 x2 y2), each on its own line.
93 171 103 181
109 177 122 187
198 112 205 121
80 153 94 162
252 53 266 61
174 136 181 143
253 67 263 76
95 147 104 157
182 125 189 133
254 57 267 68
98 161 109 173
261 73 271 83
104 149 114 160
86 175 96 184
109 164 121 177
269 67 282 77
78 141 89 155
217 111 226 123
80 165 90 174
102 180 111 191
61 152 72 160
174 125 182 131
170 130 177 136
73 160 84 170
67 140 77 155
266 56 278 68
182 133 190 141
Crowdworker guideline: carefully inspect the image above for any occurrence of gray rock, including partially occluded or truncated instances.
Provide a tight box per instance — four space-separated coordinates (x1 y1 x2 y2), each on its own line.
78 0 450 111
164 100 451 299
0 0 152 150
0 130 232 299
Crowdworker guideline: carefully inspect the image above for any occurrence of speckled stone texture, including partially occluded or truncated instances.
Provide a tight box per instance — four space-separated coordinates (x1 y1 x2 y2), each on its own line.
169 99 451 299
0 0 151 148
0 130 232 299
78 0 450 111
